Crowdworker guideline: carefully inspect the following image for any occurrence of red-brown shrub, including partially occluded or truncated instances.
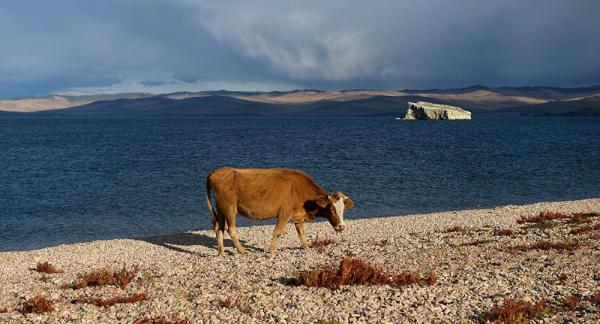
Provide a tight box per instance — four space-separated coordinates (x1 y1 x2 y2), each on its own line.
66 265 140 289
495 229 514 236
481 299 548 323
590 291 600 306
517 211 568 224
374 239 390 247
18 295 53 315
309 237 336 249
292 257 437 289
563 294 580 311
34 262 62 274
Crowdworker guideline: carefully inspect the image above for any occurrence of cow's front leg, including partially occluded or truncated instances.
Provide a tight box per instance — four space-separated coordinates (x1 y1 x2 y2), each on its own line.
294 222 309 250
268 216 289 253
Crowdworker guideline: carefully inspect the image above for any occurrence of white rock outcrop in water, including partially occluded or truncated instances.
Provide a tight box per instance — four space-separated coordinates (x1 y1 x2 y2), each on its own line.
404 101 471 120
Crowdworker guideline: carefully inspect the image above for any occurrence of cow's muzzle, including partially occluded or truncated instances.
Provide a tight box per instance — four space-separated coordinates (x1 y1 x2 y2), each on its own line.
335 223 347 232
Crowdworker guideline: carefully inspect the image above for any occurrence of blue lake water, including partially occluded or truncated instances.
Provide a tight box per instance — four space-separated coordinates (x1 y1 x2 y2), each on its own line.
1 117 599 251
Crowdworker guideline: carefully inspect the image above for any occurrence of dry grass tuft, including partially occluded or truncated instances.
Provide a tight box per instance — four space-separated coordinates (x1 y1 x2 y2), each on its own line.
18 295 54 315
480 298 549 323
33 262 62 274
133 315 190 324
562 294 581 311
495 229 514 236
65 264 140 289
291 257 437 289
509 240 580 253
73 293 147 307
517 211 568 224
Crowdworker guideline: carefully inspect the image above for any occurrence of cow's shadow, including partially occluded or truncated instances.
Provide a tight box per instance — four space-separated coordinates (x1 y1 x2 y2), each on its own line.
136 231 264 256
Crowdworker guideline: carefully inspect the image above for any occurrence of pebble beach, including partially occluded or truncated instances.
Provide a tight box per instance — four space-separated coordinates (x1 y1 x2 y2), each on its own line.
1 198 599 323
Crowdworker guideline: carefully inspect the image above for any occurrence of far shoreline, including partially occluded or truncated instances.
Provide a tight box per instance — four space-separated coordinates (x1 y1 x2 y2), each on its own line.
3 196 600 254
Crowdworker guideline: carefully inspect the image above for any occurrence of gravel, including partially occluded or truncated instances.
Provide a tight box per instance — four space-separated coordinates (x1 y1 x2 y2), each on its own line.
1 198 599 323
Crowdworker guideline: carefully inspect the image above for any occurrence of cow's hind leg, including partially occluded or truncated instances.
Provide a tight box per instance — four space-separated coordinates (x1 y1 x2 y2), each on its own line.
223 207 246 255
213 213 226 256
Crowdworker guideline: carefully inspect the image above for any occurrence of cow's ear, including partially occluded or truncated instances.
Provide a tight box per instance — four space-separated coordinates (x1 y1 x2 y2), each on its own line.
344 198 354 209
315 195 328 208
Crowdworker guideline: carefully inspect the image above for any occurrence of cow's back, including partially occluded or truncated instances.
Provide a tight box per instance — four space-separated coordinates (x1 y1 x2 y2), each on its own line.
209 167 324 220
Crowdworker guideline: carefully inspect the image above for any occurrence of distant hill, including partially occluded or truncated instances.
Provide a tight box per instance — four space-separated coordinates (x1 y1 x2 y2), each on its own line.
495 96 600 117
2 86 599 118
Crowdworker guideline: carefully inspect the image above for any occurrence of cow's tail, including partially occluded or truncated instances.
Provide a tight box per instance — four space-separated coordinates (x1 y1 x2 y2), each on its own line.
206 175 218 229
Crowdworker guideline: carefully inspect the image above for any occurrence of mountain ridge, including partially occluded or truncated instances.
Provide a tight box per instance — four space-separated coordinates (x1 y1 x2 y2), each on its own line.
1 85 599 117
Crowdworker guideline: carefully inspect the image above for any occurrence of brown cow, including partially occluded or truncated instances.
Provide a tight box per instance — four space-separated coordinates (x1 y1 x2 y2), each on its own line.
205 167 353 255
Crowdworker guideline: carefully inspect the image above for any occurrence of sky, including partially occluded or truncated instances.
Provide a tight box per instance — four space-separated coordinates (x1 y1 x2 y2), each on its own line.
1 0 599 98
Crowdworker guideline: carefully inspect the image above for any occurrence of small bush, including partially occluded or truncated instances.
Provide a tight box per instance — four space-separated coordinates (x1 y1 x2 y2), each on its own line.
517 211 568 224
18 295 53 315
133 315 190 324
510 240 580 253
495 229 514 236
66 264 140 289
34 262 62 274
480 298 548 323
73 293 147 307
291 257 437 289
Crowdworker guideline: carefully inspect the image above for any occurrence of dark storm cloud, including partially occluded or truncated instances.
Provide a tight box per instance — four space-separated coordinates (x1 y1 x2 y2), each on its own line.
1 0 599 97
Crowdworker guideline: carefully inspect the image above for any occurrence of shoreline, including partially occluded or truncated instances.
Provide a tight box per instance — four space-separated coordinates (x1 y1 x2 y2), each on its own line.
1 198 599 322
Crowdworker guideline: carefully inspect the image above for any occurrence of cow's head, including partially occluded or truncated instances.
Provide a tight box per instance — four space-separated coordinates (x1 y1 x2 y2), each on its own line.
315 192 353 232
